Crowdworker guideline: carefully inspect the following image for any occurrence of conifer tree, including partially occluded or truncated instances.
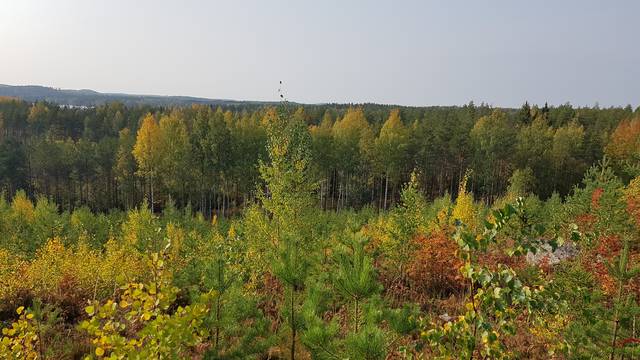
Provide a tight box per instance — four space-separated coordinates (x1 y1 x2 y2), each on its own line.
333 231 381 332
115 128 137 209
302 230 417 359
202 258 274 359
607 237 640 359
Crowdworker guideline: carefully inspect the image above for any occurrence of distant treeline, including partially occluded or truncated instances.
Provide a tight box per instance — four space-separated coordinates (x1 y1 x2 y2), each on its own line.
0 84 277 108
0 97 638 215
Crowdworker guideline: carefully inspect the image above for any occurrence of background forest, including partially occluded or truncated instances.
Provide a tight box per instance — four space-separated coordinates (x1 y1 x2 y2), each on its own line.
0 98 638 212
2 97 640 359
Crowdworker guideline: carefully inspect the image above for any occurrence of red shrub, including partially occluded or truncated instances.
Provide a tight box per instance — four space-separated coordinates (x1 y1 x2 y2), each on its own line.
407 231 464 297
591 187 604 209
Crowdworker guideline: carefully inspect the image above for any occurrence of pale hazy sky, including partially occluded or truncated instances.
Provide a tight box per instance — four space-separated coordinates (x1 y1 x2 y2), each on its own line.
1 0 638 107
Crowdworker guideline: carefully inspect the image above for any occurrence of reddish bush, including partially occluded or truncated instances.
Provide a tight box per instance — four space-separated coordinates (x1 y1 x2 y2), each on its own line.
575 213 597 233
591 187 604 209
479 246 526 272
581 235 640 297
407 231 464 297
256 272 283 332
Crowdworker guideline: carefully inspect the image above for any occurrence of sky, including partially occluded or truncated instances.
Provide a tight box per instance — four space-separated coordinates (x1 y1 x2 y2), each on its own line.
1 0 638 107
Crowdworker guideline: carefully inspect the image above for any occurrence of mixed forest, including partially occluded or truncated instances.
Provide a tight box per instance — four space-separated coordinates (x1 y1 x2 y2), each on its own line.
1 96 640 359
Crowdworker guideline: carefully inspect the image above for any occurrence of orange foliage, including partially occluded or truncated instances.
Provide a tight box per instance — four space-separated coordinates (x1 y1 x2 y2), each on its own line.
605 116 640 163
407 231 464 296
578 180 640 298
591 187 604 209
479 246 526 272
575 214 596 232
255 272 284 332
582 235 621 295
582 235 640 297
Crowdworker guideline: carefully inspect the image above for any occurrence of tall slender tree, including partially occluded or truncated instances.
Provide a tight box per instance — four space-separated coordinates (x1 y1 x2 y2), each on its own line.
132 113 162 212
260 104 316 360
374 109 408 209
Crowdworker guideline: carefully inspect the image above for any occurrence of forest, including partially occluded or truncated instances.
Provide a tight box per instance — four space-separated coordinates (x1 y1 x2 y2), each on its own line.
2 96 640 359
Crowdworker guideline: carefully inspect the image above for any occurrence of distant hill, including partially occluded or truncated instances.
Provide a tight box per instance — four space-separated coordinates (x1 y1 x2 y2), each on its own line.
0 84 279 107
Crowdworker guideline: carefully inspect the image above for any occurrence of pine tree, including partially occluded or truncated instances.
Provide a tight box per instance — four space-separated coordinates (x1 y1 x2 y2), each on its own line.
518 101 532 124
115 128 137 209
607 237 640 359
303 231 413 359
202 258 274 359
333 231 381 332
205 259 234 350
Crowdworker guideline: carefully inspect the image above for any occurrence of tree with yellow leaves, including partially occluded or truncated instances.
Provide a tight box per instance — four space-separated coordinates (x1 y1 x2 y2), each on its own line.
158 111 192 201
331 107 374 209
452 170 476 229
132 114 162 212
375 109 408 209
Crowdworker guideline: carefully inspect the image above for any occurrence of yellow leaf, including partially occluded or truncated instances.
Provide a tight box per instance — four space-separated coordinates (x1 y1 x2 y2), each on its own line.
16 306 24 315
26 313 34 320
85 305 95 315
95 347 105 356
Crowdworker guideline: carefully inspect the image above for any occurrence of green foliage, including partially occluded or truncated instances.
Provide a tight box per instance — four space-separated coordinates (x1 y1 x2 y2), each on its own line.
120 201 163 251
566 158 631 237
333 231 381 331
80 251 214 359
2 100 640 358
424 199 563 359
343 324 387 360
374 171 427 274
506 167 535 199
0 99 635 211
259 104 317 359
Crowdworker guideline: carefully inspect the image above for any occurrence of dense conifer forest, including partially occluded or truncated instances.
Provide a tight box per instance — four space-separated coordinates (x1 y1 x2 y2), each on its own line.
2 97 640 358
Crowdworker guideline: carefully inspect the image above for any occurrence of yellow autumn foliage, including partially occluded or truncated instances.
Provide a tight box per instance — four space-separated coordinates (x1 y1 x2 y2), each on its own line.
452 170 477 230
529 314 570 355
80 251 214 359
0 249 27 311
11 190 34 223
0 306 39 359
0 237 147 313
